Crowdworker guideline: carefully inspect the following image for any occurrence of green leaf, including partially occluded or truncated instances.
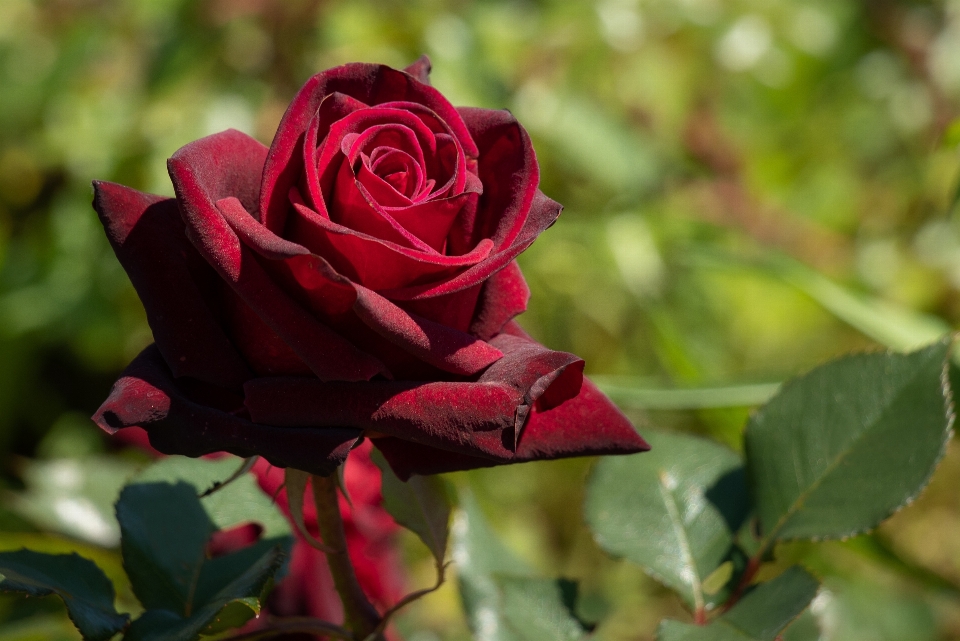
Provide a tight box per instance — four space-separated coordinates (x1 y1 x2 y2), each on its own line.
0 549 129 641
657 566 819 641
722 566 819 640
117 482 214 613
745 341 953 544
585 431 750 610
135 456 290 537
493 576 587 641
372 450 452 564
116 482 288 641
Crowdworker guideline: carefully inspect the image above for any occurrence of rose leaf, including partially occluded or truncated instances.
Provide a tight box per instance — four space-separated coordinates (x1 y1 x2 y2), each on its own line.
745 339 953 546
372 450 452 565
585 430 750 611
0 549 129 641
116 482 289 641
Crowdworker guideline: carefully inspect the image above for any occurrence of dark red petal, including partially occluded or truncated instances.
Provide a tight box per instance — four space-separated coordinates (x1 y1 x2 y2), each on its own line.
302 92 369 215
333 160 434 252
93 345 361 476
470 260 530 340
289 201 493 291
93 181 252 389
214 197 389 382
403 55 432 84
352 286 502 375
168 129 269 280
261 63 476 232
399 284 482 334
451 107 539 254
244 377 518 457
386 191 479 254
243 331 600 464
380 190 561 300
374 376 650 479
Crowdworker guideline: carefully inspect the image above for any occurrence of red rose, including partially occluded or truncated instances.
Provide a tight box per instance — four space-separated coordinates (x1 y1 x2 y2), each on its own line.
91 57 649 479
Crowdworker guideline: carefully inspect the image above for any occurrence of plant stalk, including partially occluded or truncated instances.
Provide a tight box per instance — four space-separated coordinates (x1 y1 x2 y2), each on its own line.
311 473 383 640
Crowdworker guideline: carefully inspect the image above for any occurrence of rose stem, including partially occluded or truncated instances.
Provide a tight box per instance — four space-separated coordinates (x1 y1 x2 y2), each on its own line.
311 473 384 640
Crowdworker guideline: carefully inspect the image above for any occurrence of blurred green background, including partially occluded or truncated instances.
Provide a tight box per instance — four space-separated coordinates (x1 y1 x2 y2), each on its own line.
3 0 960 638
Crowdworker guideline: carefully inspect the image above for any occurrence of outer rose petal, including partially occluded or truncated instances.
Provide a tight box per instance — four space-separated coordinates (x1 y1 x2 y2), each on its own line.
374 376 650 480
92 345 362 476
403 55 432 85
240 328 638 474
469 260 530 340
93 181 251 389
449 107 540 254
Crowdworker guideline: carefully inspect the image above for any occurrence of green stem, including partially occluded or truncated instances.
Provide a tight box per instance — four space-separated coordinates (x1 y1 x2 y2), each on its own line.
311 473 384 640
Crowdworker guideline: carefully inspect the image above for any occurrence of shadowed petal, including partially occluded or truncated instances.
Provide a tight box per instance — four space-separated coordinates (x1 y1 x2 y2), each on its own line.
93 181 252 389
353 286 502 375
469 260 530 340
92 346 362 476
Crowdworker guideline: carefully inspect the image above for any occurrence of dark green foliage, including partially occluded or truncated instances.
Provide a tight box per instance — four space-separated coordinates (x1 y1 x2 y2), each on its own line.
0 549 128 640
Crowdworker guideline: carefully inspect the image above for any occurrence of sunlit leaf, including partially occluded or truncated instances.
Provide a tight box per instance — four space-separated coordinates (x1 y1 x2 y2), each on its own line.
746 341 953 544
586 431 750 610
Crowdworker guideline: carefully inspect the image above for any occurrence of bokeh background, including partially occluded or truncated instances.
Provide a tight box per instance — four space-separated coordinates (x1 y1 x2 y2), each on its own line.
3 0 960 639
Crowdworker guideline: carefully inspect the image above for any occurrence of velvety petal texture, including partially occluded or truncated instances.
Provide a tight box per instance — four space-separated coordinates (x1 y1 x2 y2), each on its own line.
91 57 649 477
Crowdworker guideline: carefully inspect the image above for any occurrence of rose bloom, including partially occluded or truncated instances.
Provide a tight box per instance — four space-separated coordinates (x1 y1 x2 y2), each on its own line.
92 57 648 480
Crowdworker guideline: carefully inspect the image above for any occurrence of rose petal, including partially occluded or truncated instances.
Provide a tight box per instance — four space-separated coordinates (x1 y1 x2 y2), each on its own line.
168 129 269 279
93 345 362 476
289 201 494 291
399 284 482 333
213 197 390 381
352 285 503 375
374 376 650 479
332 160 436 252
449 107 539 254
302 92 368 216
168 133 384 382
242 331 593 463
262 63 477 232
469 260 530 340
93 181 252 388
403 55 432 84
380 189 561 300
